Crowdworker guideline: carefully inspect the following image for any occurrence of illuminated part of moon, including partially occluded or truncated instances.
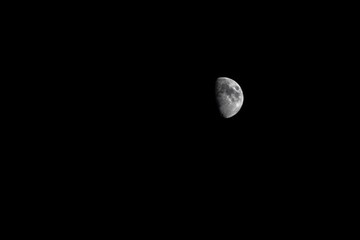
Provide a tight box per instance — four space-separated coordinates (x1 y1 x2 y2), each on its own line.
216 77 244 118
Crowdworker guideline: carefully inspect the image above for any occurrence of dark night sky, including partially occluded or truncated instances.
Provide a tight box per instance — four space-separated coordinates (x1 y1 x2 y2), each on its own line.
45 3 350 173
13 2 356 234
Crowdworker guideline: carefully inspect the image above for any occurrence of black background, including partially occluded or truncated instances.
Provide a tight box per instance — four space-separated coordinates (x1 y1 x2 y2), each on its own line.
50 6 346 167
10 2 357 235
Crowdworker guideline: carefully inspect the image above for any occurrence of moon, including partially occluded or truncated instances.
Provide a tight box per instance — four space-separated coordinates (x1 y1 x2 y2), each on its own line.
215 77 244 118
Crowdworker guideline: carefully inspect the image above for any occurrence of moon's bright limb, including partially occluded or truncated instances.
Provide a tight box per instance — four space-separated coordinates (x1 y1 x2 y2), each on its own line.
216 77 244 118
